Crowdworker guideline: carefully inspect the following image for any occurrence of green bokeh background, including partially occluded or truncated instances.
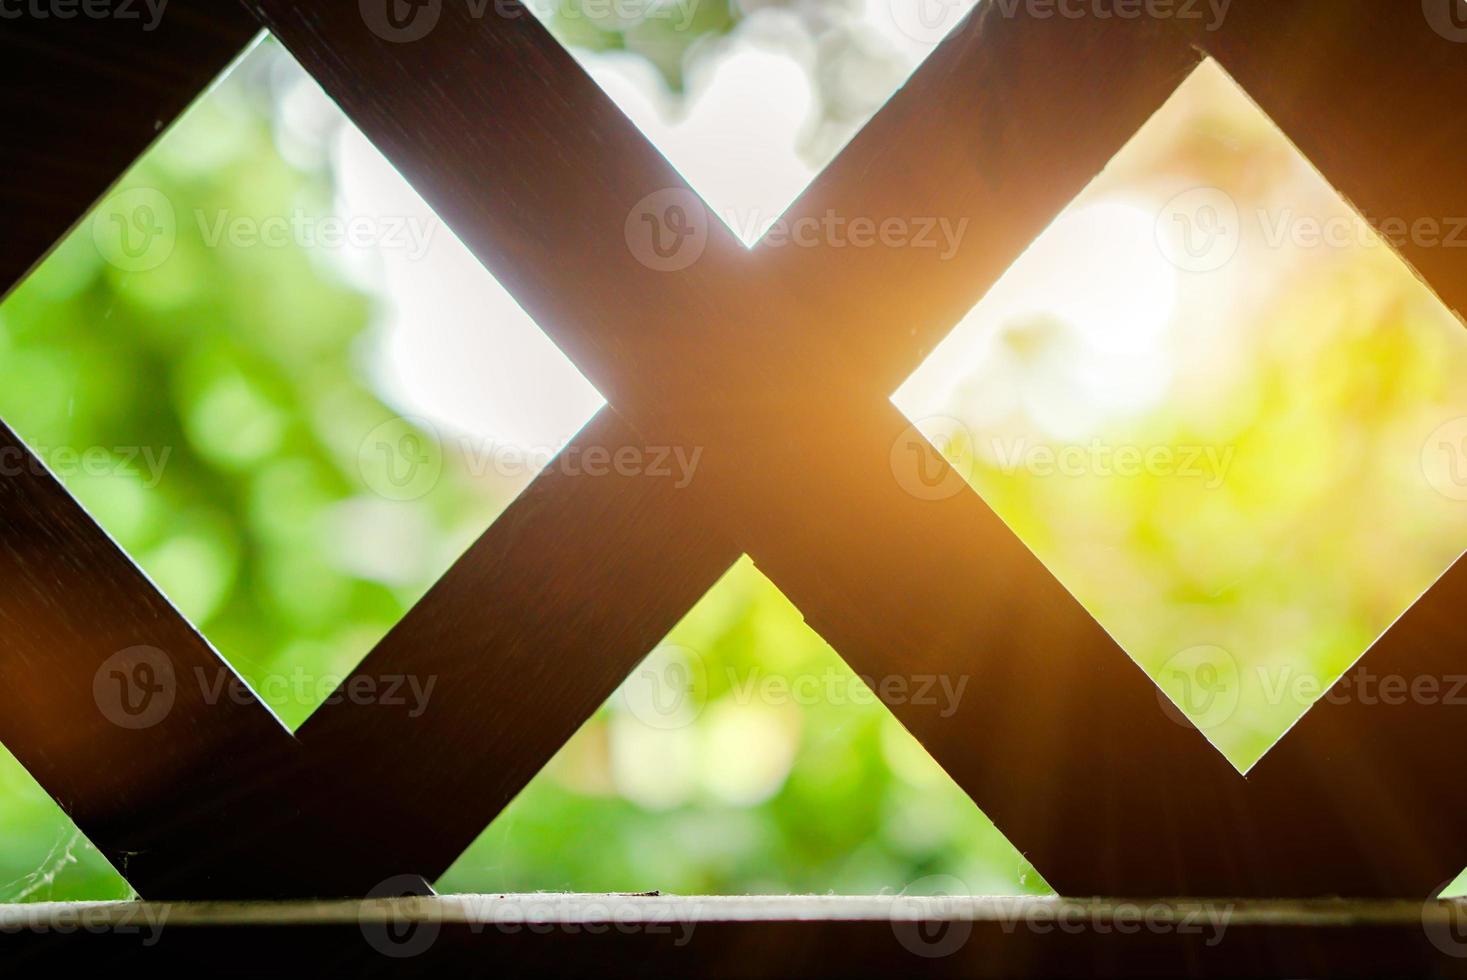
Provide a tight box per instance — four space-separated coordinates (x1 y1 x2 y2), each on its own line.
2 8 1466 901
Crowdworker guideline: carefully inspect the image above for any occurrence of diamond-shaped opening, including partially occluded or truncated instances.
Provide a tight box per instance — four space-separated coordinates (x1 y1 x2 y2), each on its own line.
893 59 1467 773
527 0 979 244
0 35 604 730
439 557 1048 895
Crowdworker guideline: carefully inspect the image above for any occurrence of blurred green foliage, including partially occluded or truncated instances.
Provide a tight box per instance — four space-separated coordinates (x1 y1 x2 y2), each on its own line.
3 20 1467 904
0 27 1040 900
0 39 496 898
900 62 1467 770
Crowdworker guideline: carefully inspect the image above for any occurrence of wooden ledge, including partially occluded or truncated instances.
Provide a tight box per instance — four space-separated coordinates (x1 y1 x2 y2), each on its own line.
0 895 1463 977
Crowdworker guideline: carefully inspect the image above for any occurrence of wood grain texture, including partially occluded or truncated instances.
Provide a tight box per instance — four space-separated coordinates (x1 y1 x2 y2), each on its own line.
756 1 1206 399
2 895 1466 978
729 5 1467 896
251 0 1467 897
1196 0 1467 323
275 409 738 896
0 1 259 297
0 423 302 898
4 0 1466 903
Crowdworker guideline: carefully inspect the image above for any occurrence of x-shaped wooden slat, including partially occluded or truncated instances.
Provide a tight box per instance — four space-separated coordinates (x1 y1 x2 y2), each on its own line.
3 1 1467 900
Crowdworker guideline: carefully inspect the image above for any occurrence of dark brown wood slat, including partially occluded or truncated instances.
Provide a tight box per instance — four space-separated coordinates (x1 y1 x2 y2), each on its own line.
717 392 1467 897
730 3 1467 895
237 0 762 895
0 0 1431 903
753 3 1206 399
0 1 260 297
1179 0 1467 896
718 7 1467 895
274 408 739 895
0 0 749 899
244 0 1467 898
6 895 1467 979
0 422 302 898
1196 0 1467 323
243 0 766 422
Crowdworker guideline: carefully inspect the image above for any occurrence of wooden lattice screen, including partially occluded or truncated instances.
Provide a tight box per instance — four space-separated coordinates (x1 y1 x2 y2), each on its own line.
2 0 1467 925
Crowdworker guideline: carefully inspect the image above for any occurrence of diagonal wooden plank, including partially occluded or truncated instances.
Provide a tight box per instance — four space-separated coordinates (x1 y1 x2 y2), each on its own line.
265 0 1220 890
0 421 302 899
753 3 1206 398
2 0 1431 897
272 408 739 895
729 6 1467 894
1182 0 1467 894
714 6 1467 895
251 0 1467 897
0 1 260 298
715 391 1467 896
1195 0 1467 323
244 0 764 423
